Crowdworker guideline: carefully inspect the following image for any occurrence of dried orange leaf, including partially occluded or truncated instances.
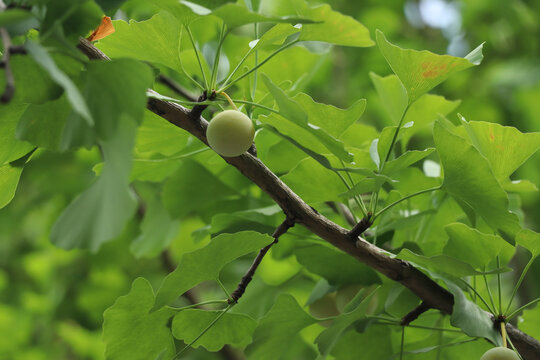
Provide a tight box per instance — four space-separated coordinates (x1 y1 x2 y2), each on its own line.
87 16 115 41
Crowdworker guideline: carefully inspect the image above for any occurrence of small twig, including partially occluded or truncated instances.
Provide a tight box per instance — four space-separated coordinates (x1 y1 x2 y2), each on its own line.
0 28 26 103
348 213 372 240
228 217 295 304
157 74 197 102
400 301 432 326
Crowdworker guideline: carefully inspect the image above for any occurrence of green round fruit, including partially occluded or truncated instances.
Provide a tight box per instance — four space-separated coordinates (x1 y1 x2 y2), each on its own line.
206 110 255 157
480 347 520 360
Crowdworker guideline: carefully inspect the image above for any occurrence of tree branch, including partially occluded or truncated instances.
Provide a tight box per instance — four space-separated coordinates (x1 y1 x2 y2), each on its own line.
77 38 540 360
400 301 432 326
228 217 295 304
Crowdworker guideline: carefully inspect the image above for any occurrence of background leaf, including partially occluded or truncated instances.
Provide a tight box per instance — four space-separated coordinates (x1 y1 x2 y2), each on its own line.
245 294 316 360
103 278 175 360
50 118 137 251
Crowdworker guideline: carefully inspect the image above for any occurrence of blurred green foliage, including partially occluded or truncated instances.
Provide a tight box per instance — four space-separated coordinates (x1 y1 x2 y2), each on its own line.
1 0 540 359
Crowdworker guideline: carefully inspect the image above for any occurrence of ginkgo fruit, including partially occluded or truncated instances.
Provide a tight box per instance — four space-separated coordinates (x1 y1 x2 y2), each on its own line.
206 110 255 157
480 347 520 360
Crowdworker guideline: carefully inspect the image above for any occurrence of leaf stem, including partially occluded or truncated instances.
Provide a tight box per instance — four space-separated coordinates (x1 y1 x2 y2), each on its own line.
218 39 299 93
460 279 497 315
497 256 503 315
217 278 231 300
380 104 410 171
185 25 209 91
505 256 536 315
177 28 205 91
483 273 498 315
340 159 368 216
372 186 441 221
506 297 540 321
165 300 228 311
335 171 367 218
174 304 233 358
220 46 256 89
210 22 227 90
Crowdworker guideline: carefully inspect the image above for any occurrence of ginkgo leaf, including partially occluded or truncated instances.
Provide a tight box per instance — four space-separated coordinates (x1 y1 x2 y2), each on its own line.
87 16 115 41
376 30 483 104
153 231 273 310
245 294 316 360
103 278 175 360
172 309 256 351
460 116 540 182
433 120 520 241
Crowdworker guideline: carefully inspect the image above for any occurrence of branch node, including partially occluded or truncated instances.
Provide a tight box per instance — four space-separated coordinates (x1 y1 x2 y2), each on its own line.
189 90 216 120
348 212 372 239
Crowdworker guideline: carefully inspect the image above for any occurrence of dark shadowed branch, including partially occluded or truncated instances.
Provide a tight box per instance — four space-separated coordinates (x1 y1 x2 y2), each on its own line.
228 217 295 304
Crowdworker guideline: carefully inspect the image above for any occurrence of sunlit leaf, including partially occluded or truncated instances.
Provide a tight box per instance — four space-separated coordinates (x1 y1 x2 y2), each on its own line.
298 4 374 47
293 93 366 138
97 12 183 71
443 223 510 269
261 75 353 162
433 120 520 241
370 72 408 124
460 116 540 182
376 30 483 103
382 149 435 176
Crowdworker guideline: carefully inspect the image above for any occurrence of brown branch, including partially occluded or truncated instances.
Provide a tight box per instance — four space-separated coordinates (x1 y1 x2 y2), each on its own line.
77 38 540 360
228 217 295 304
400 301 432 326
348 213 372 239
0 28 26 103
